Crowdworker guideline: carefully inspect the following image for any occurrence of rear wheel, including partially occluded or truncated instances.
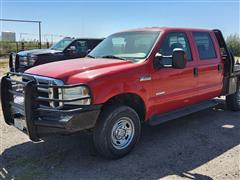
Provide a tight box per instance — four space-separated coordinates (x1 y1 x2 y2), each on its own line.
93 105 141 159
226 79 240 111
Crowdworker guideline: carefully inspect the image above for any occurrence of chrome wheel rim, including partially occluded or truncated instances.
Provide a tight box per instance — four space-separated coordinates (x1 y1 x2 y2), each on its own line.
111 117 135 150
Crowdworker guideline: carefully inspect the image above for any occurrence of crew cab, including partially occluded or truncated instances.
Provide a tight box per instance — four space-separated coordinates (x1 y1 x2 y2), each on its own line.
1 27 240 159
9 37 103 72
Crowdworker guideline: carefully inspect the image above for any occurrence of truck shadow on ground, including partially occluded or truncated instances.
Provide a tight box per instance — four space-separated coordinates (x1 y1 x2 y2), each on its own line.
1 102 240 179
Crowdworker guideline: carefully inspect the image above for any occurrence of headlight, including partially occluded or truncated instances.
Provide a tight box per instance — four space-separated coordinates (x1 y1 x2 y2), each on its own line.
62 86 91 105
19 56 28 66
28 55 38 66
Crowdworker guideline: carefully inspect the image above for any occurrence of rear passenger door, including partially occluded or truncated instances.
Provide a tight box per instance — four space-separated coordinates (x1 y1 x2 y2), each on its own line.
192 32 224 100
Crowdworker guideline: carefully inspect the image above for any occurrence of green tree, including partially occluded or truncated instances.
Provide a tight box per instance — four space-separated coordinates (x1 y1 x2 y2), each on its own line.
226 34 240 57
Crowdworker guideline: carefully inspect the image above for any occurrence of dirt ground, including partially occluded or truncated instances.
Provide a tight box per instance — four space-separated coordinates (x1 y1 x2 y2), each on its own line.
0 61 239 180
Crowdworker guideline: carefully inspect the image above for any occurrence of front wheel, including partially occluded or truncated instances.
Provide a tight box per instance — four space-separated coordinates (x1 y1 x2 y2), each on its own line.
93 105 141 159
226 79 240 111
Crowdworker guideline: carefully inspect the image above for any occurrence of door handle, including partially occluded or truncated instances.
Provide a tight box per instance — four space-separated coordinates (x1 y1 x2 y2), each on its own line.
193 67 198 77
218 64 222 73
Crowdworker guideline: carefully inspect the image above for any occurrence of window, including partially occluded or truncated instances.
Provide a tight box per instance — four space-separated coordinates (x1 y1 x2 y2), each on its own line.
74 40 88 54
112 37 126 54
50 38 73 51
89 31 160 61
193 32 217 60
87 39 103 51
158 32 192 61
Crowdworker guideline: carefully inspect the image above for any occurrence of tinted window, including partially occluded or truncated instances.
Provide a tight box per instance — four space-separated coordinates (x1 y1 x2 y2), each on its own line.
193 32 217 60
159 32 192 61
88 40 102 50
74 40 88 54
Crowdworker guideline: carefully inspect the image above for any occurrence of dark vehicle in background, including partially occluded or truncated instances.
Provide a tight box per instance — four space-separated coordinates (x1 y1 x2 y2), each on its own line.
9 37 103 72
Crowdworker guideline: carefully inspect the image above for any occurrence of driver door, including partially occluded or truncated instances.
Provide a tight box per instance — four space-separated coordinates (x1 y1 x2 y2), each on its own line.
150 32 198 115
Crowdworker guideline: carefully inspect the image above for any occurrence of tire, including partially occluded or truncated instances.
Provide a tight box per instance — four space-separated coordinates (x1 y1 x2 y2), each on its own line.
93 105 141 159
226 79 240 111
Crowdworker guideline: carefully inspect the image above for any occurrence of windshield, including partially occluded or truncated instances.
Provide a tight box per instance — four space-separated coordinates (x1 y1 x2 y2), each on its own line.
89 31 160 61
50 38 73 51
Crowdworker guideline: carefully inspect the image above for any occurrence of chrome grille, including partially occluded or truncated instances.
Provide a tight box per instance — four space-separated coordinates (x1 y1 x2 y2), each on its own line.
31 75 64 108
10 74 64 111
12 54 16 70
10 75 24 106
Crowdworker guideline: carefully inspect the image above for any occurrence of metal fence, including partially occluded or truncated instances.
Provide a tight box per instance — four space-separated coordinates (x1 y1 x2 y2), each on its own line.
0 41 52 57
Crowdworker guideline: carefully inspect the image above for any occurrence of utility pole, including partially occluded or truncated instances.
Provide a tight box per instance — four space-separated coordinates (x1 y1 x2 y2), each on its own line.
38 21 42 48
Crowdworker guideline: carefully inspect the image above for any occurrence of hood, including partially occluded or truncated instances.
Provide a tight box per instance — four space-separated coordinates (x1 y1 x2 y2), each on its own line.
26 57 133 81
17 49 62 56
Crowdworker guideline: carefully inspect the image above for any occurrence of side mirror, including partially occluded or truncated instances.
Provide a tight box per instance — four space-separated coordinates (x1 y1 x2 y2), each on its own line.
87 49 91 54
172 48 187 69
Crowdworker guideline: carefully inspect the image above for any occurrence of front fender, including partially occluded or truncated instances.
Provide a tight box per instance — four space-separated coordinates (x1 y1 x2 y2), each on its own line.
89 75 149 110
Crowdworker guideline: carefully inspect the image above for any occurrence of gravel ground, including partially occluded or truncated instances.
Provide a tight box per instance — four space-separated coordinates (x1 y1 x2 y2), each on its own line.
0 62 240 180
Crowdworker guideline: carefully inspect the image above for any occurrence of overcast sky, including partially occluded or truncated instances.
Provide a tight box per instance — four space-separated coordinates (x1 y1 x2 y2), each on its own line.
0 0 239 42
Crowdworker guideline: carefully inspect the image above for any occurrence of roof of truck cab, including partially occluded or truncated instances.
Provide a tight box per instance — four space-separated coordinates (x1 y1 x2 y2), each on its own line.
75 38 104 40
63 37 104 41
118 27 213 33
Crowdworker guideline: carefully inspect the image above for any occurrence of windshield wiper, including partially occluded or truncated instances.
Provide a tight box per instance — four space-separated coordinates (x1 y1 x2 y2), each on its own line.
87 54 95 58
101 55 126 60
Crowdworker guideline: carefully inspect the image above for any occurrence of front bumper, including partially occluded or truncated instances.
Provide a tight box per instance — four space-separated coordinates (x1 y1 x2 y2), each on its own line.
1 73 102 141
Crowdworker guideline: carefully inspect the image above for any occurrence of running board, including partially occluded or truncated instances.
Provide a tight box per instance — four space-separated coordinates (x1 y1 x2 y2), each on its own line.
148 100 219 126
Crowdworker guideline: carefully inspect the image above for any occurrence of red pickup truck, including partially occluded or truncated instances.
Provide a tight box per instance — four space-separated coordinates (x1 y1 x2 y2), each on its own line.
1 27 240 159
